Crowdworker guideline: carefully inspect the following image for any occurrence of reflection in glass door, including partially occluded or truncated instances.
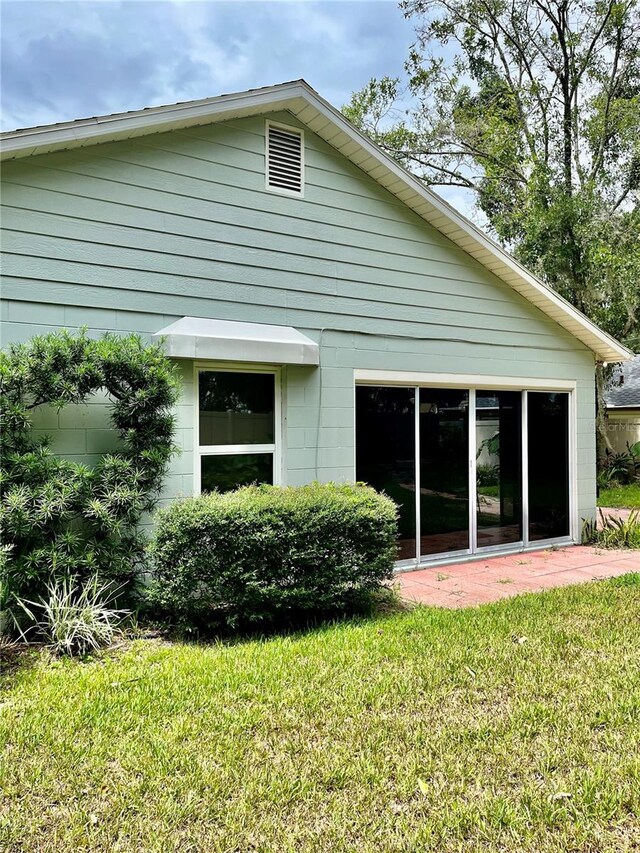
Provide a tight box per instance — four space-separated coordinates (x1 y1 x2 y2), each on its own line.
355 386 416 560
355 384 572 563
476 391 523 548
420 389 470 556
528 392 570 540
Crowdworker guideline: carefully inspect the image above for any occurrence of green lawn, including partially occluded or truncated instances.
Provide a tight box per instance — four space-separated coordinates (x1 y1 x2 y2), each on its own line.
2 577 640 852
478 484 500 498
598 482 640 508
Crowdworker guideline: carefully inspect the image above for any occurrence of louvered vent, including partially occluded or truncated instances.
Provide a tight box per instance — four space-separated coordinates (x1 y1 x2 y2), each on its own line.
266 123 304 195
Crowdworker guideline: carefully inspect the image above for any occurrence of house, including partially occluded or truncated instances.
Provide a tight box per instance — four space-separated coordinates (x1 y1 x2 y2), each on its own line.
605 355 640 454
0 80 632 567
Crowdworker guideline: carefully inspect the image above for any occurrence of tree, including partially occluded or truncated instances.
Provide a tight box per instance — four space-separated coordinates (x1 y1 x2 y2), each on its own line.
344 0 640 453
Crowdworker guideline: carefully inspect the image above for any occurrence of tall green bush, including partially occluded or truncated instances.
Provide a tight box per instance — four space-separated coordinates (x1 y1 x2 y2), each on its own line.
148 483 398 631
0 330 180 608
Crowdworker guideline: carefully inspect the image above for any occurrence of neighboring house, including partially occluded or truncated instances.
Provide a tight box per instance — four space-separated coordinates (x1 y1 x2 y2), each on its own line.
605 355 640 454
0 80 632 567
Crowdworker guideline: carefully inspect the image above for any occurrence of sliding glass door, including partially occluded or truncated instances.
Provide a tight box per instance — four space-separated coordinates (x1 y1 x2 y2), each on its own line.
475 391 522 548
355 386 416 560
356 385 471 562
419 389 470 556
356 384 572 562
528 392 570 541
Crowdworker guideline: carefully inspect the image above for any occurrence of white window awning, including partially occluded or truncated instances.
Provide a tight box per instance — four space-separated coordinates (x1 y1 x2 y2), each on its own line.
153 316 319 365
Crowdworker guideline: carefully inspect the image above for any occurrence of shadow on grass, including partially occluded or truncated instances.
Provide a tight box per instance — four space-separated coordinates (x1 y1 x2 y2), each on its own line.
149 584 413 648
0 586 414 667
135 572 640 652
0 638 42 685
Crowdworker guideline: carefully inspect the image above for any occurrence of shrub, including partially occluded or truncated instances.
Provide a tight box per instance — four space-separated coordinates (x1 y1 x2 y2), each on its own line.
597 442 640 488
0 330 180 615
477 464 500 487
148 482 398 631
582 508 640 549
14 576 128 656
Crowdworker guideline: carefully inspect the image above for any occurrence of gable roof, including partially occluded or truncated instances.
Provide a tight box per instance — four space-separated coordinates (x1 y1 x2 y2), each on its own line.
606 355 640 408
1 79 632 364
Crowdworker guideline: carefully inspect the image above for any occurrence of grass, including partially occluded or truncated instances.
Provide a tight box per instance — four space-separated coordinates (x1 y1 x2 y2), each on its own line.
2 577 640 852
478 484 500 498
381 480 469 540
598 482 640 508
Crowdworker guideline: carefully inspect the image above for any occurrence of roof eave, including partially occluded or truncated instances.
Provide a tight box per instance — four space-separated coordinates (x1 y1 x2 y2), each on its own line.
291 89 633 365
605 402 640 410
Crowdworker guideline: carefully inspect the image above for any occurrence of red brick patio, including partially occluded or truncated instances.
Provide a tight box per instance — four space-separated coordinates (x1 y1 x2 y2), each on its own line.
395 545 639 608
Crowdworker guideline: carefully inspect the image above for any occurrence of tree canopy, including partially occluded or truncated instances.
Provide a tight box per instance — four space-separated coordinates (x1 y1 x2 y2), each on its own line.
344 0 640 355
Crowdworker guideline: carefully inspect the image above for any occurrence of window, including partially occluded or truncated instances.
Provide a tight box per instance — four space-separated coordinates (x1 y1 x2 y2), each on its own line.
266 121 304 195
197 368 279 493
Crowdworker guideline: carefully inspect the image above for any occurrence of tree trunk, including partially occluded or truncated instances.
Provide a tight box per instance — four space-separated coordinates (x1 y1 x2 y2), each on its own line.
595 363 614 466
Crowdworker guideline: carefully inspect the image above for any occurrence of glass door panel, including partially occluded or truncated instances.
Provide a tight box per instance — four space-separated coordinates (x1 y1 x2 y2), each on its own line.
476 391 523 547
355 386 416 560
419 389 470 556
528 392 570 541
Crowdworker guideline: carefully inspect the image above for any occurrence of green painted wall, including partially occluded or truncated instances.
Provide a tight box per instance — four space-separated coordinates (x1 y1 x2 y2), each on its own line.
0 110 597 533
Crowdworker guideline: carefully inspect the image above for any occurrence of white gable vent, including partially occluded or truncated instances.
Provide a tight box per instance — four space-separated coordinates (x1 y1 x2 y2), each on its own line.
266 121 304 195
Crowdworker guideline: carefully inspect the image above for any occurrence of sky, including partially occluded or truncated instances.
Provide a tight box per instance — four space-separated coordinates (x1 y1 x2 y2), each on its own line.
1 0 415 130
0 0 474 216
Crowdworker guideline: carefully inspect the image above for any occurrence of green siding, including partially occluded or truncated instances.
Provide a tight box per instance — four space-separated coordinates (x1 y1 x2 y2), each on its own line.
0 110 596 531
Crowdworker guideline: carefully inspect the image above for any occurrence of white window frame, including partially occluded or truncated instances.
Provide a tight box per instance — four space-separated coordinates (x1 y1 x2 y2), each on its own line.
194 362 282 494
265 120 305 198
354 370 577 568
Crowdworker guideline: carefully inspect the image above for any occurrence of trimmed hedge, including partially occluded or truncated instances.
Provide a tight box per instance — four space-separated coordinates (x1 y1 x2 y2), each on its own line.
148 482 398 631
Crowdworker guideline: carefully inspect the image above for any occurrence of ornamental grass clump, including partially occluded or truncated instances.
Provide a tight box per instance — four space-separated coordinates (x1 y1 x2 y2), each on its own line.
0 330 180 629
148 482 398 632
14 575 128 657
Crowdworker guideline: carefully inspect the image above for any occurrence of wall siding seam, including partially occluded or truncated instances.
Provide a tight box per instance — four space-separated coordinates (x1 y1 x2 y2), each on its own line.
0 266 588 349
3 209 571 309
